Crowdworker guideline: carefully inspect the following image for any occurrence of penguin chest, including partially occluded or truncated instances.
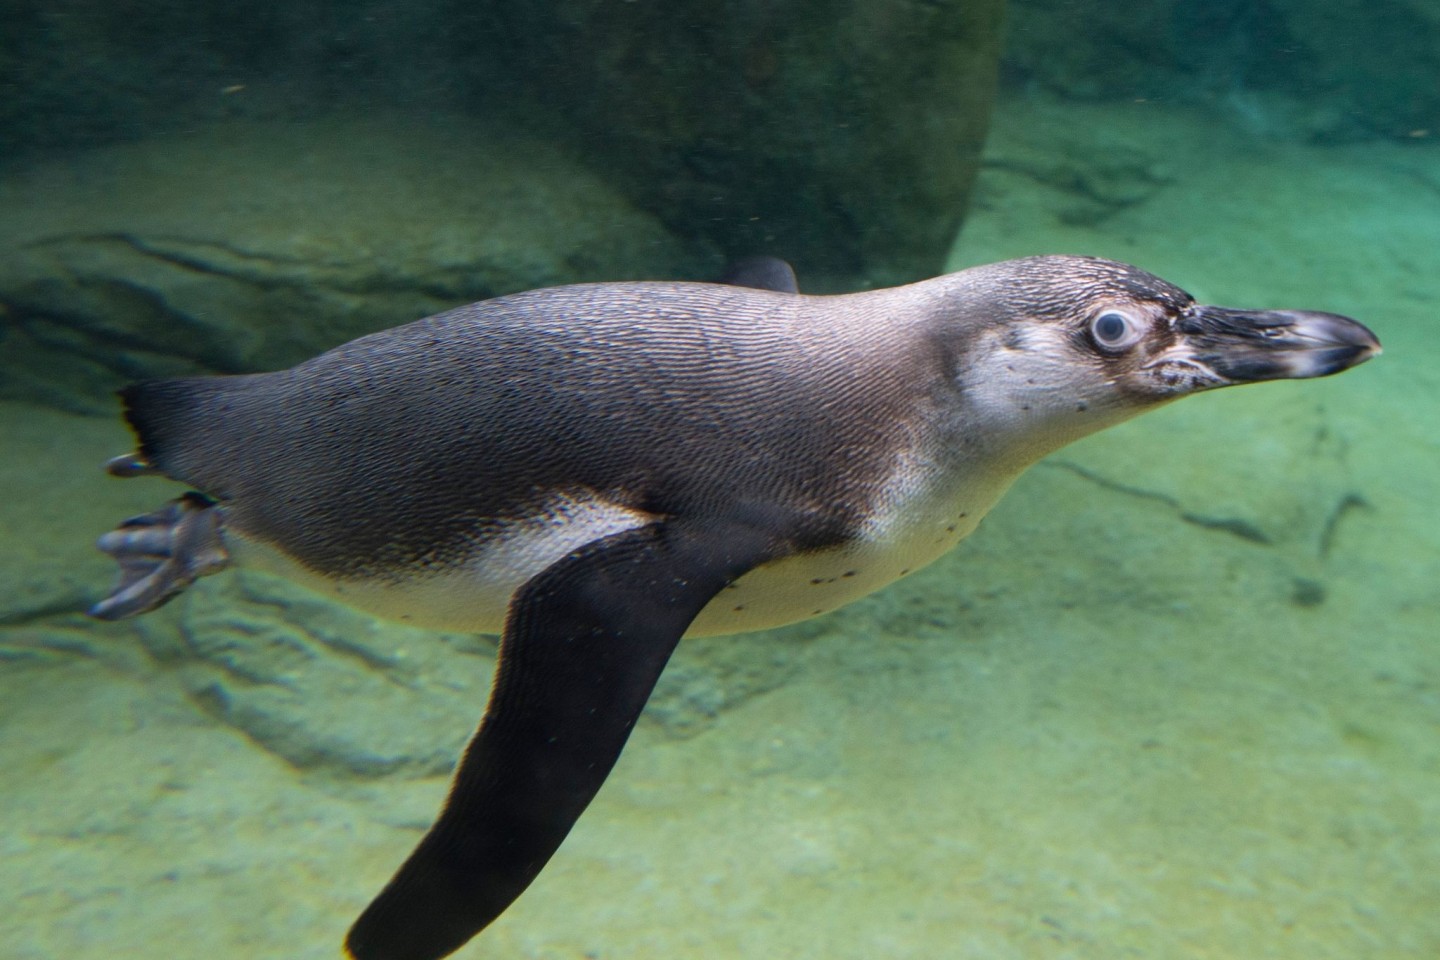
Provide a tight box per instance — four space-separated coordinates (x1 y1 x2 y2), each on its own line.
227 467 1010 638
687 469 1007 636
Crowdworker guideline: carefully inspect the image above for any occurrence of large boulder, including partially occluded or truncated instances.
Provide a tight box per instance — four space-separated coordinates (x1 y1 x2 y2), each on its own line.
471 1 1005 285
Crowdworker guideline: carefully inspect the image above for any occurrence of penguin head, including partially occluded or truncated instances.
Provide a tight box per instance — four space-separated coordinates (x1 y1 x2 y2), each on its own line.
940 255 1380 457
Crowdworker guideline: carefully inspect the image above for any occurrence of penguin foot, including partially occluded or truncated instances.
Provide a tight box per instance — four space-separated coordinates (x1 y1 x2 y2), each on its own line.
89 492 231 620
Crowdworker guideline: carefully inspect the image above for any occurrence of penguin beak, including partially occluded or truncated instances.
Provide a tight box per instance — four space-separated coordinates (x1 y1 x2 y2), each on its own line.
1175 306 1382 384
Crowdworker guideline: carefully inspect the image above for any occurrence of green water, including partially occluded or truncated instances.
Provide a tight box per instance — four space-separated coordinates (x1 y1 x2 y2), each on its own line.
2 4 1437 959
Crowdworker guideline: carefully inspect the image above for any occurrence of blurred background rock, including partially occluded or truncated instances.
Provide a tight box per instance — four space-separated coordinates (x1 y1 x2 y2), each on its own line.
0 0 1004 412
6 0 1434 410
2 0 1435 768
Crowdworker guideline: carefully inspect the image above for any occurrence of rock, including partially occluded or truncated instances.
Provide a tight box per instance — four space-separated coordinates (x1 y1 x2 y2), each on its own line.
968 99 1175 231
0 402 152 626
472 1 1005 286
121 565 821 778
1004 0 1440 142
0 0 1004 295
0 115 711 411
1264 0 1440 140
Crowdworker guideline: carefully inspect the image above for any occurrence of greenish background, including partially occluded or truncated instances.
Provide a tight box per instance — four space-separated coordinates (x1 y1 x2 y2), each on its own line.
1 2 1436 958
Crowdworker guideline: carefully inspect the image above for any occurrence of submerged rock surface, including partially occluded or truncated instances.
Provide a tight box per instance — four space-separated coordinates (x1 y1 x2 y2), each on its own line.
131 569 818 778
1006 0 1440 141
0 0 1004 291
0 116 709 410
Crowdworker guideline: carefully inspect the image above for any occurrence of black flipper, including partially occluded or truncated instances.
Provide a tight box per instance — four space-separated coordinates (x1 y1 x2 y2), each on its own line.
344 515 783 960
719 256 800 294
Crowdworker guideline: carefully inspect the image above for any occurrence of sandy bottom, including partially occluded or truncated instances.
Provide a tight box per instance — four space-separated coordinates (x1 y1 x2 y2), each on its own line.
2 95 1438 959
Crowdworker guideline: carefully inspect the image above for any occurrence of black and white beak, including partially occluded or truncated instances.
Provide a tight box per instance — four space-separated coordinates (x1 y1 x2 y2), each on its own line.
1176 306 1382 384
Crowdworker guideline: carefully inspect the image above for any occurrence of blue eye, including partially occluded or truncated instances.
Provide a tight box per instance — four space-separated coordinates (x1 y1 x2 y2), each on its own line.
1091 311 1139 351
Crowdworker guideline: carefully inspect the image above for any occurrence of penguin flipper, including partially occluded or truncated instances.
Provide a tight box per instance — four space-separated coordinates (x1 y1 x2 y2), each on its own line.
345 516 782 960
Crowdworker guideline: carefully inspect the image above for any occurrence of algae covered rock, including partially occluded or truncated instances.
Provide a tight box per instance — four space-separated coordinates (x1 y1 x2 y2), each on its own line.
124 567 819 778
0 115 709 410
471 0 1005 286
1 0 1005 316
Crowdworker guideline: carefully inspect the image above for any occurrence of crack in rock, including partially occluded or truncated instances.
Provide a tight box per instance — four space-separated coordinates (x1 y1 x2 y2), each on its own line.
1049 459 1272 545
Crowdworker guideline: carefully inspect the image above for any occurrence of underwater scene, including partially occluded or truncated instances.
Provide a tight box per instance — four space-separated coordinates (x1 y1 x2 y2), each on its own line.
1 2 1436 958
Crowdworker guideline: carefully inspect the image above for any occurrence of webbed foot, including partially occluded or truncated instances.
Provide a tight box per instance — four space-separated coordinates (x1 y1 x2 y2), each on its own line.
89 492 230 620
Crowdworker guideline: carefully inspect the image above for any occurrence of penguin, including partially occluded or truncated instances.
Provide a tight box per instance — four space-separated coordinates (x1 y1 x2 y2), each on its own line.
87 255 1379 960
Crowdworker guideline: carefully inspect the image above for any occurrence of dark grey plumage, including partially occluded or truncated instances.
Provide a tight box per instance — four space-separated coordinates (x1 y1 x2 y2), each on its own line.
122 281 945 578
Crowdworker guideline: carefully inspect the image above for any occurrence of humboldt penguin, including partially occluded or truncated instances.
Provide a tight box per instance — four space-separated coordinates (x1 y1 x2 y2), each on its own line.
87 255 1379 960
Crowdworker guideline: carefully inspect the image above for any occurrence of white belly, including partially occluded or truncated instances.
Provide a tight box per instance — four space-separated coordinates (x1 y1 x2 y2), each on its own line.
687 501 986 636
228 475 1013 638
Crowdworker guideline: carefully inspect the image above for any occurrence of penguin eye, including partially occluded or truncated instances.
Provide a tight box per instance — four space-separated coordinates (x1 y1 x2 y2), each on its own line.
1089 310 1145 353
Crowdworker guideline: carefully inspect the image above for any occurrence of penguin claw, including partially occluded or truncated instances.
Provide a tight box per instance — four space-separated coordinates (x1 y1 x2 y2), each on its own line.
89 492 231 620
104 452 162 477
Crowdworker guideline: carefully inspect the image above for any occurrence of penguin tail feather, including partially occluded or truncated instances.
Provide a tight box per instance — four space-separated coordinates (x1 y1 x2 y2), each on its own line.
115 378 214 478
